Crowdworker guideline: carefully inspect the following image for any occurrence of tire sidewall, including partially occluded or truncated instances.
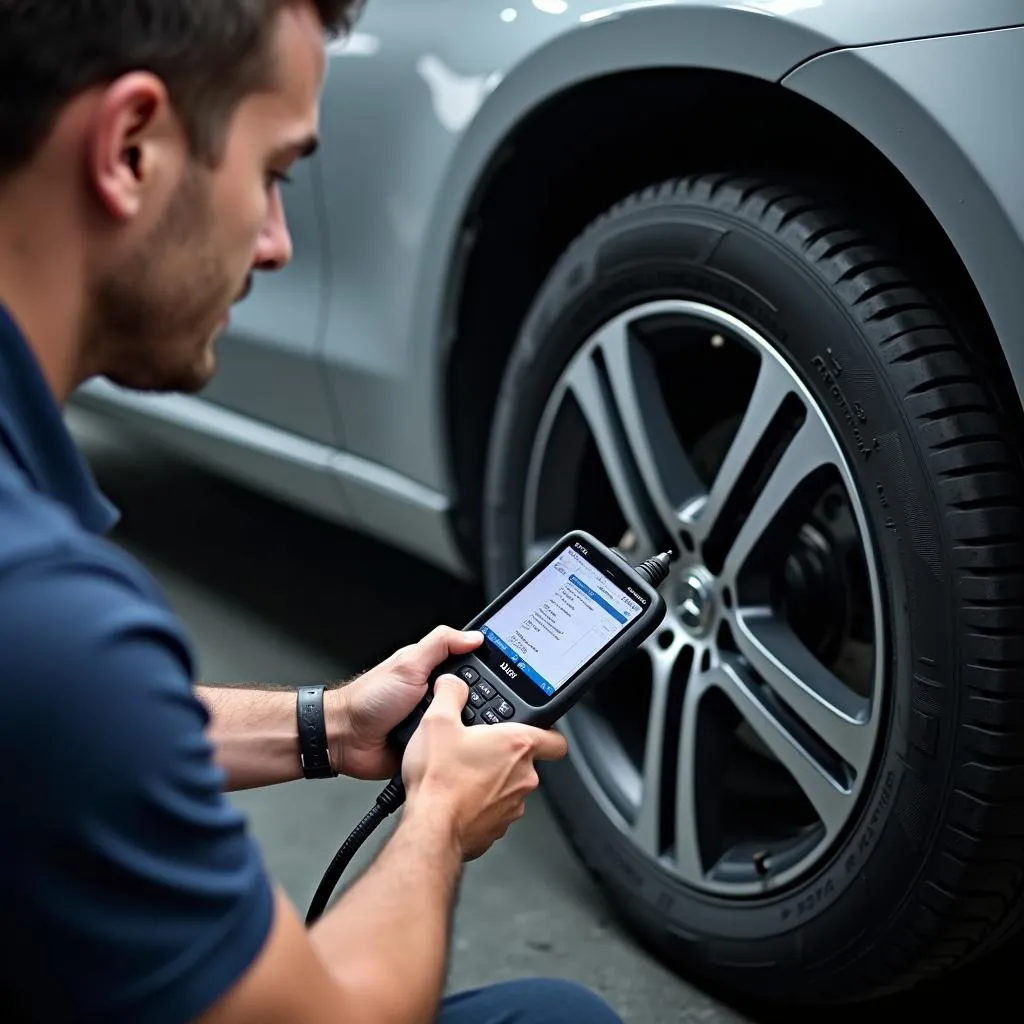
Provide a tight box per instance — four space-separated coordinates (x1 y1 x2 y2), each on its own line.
482 195 954 975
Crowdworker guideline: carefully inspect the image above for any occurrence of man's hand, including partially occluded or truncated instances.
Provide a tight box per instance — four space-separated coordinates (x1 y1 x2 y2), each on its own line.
330 625 484 779
401 673 569 859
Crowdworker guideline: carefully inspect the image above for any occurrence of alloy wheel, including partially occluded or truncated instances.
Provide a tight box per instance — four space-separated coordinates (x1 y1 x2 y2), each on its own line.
522 299 886 896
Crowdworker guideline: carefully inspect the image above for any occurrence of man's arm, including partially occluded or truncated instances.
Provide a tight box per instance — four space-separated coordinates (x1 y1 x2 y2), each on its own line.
194 683 347 791
200 674 564 1024
201 797 463 1024
197 625 484 789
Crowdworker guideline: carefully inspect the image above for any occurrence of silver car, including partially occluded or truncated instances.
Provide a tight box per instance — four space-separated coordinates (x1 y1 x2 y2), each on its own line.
74 0 1024 1006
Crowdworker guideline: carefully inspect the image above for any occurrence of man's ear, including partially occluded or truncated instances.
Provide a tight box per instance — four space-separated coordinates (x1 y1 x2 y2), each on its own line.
88 71 181 221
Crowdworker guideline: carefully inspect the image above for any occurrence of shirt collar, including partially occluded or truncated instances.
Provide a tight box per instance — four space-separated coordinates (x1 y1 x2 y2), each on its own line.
0 304 120 534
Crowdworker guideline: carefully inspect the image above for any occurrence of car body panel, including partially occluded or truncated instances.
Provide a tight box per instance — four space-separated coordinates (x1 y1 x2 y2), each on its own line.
195 148 337 446
72 0 1024 579
783 26 1024 402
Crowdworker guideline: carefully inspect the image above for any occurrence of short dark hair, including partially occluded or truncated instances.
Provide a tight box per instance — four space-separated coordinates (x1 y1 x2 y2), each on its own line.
0 1 363 180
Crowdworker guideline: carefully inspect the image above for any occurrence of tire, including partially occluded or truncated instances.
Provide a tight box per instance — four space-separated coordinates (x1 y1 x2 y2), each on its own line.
481 174 1024 1004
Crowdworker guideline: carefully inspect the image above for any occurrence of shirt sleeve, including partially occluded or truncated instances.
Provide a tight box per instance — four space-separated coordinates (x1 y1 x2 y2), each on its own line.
0 548 275 1024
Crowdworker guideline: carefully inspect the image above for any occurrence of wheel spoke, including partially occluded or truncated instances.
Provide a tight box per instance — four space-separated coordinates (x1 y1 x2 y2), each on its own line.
564 352 659 552
684 353 794 540
721 412 836 581
733 612 872 771
632 630 687 857
709 662 853 838
630 635 707 883
673 662 710 882
594 319 706 541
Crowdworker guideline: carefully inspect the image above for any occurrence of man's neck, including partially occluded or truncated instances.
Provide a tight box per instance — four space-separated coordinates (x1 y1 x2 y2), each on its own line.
0 178 89 406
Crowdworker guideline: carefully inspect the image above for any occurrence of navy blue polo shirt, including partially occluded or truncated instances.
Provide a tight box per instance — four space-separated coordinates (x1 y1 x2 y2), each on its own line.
0 305 274 1022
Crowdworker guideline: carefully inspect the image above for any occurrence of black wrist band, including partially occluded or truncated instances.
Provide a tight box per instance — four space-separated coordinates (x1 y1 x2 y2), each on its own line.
297 685 338 779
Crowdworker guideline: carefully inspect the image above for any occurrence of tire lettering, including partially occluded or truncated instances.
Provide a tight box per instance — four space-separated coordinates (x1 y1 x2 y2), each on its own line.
811 353 879 461
795 879 834 918
786 768 897 918
857 769 896 858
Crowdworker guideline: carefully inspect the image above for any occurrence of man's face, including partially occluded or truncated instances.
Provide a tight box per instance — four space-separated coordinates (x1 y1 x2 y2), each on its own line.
91 2 326 394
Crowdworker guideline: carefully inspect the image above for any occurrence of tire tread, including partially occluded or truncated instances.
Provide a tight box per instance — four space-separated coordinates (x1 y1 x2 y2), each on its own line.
683 174 1024 988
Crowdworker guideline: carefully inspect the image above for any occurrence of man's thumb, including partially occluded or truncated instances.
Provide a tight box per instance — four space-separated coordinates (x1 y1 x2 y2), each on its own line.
428 674 469 718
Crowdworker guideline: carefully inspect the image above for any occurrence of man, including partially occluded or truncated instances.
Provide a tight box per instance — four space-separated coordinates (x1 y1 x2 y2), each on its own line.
0 2 628 1022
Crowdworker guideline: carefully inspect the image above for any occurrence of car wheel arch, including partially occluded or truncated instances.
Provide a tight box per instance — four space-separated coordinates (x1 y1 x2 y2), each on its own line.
438 59 1020 569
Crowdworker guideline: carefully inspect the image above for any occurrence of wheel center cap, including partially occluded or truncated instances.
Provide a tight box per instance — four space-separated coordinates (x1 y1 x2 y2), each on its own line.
678 568 716 637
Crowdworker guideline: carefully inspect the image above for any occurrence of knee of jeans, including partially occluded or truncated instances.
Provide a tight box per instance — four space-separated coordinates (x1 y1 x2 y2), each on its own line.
510 978 624 1023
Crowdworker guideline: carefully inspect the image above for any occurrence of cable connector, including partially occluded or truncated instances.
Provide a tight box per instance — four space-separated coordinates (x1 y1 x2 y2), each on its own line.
376 773 406 814
635 550 675 588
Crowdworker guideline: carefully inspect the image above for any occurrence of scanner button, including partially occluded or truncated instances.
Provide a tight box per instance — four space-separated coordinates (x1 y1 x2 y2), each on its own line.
468 688 486 708
482 708 502 725
461 706 476 725
476 681 496 701
495 699 515 720
457 666 480 685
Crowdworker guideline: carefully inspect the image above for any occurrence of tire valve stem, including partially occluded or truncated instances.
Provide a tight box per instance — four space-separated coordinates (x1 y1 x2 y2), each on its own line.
753 850 770 877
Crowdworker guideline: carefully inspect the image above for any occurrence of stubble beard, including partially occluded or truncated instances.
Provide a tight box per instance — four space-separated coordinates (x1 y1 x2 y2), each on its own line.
87 164 239 395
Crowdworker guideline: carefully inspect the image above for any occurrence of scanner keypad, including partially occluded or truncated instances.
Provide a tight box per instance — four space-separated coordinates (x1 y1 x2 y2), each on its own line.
455 665 516 725
495 699 515 720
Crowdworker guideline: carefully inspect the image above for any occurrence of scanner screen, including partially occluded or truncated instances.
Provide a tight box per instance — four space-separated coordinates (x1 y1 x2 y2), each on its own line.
479 545 644 697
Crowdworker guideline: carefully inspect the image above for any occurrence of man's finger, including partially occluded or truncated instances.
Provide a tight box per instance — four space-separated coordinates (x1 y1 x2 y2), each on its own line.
410 626 483 670
425 674 469 718
527 727 570 762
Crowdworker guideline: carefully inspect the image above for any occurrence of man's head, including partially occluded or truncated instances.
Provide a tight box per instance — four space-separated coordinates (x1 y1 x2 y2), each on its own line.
0 0 362 396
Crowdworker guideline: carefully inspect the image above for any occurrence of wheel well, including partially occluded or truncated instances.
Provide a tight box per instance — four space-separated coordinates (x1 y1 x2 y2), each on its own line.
446 68 1018 569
